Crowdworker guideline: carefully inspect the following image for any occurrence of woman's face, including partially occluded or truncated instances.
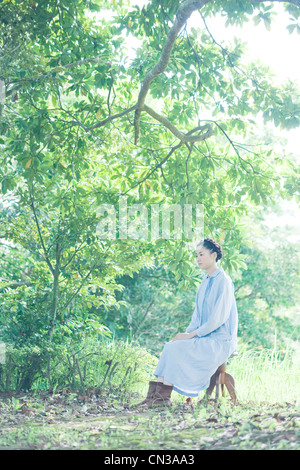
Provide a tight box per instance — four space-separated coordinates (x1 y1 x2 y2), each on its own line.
195 245 217 270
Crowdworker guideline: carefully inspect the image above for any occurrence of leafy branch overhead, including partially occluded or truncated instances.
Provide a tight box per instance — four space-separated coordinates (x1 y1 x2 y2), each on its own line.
0 0 299 357
1 0 300 148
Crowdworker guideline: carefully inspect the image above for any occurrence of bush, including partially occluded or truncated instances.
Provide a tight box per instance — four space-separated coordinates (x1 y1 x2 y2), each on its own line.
0 337 158 398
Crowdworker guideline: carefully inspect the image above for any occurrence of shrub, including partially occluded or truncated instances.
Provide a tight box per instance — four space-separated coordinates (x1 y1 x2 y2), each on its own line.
0 337 158 397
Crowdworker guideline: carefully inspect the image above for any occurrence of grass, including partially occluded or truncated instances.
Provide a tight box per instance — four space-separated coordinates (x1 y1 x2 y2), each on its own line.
0 344 299 450
222 343 300 404
133 342 300 406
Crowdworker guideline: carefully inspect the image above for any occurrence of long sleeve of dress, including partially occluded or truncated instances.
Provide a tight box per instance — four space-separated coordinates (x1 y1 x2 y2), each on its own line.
195 277 233 338
185 307 198 333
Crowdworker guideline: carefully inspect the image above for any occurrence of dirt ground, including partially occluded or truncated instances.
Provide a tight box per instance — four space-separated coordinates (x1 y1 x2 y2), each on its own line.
0 391 299 450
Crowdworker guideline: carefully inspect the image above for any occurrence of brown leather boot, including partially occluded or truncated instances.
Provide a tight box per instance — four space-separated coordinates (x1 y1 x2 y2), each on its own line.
129 380 158 409
148 382 173 407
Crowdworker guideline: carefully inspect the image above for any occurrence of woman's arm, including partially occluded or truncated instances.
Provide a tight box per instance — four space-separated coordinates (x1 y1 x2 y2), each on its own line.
195 277 233 337
185 307 198 333
172 277 234 341
172 330 197 341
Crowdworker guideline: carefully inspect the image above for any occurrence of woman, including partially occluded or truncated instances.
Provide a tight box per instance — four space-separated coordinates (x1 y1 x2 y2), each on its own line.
137 238 238 408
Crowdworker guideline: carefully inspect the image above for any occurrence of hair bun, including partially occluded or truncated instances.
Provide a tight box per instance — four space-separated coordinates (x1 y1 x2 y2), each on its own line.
197 238 223 261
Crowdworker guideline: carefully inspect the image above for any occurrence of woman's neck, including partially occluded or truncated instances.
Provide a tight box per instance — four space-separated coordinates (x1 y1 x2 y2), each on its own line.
206 265 219 277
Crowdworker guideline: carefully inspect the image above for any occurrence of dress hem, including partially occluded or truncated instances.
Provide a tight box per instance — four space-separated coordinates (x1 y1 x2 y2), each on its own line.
153 374 209 397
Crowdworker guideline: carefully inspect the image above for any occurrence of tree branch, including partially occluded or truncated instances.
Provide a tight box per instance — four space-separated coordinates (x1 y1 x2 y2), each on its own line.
29 188 55 276
132 0 299 144
61 241 86 270
143 104 214 142
0 280 32 292
132 298 155 339
5 56 110 96
59 269 92 314
86 104 138 131
123 142 184 195
185 143 194 189
122 124 205 195
134 0 211 143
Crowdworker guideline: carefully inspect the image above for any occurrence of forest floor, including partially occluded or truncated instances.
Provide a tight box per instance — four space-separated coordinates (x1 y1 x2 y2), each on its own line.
0 390 299 451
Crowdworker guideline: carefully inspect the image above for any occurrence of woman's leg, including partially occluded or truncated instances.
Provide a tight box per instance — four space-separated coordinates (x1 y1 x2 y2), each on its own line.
157 376 173 386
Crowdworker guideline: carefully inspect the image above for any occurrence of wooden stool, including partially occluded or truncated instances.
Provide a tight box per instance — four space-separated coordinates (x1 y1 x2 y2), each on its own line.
205 361 237 404
185 353 237 406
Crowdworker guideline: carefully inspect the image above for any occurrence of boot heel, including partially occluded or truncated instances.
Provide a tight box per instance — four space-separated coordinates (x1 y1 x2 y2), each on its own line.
130 381 158 409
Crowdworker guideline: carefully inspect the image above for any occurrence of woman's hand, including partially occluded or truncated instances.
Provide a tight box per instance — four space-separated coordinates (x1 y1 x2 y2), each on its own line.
171 331 197 341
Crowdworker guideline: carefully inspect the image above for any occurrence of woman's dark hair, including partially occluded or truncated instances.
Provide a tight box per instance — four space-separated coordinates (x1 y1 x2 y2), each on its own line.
197 238 223 262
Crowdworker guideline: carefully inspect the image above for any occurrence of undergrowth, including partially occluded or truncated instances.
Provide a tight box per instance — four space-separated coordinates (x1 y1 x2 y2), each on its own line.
0 339 299 450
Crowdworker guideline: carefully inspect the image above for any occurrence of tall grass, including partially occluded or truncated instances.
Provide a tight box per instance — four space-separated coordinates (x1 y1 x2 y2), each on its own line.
128 340 300 406
8 336 299 406
30 337 158 396
221 343 300 404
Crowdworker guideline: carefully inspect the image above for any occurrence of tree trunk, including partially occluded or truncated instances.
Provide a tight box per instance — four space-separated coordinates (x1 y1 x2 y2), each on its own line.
48 243 61 342
48 268 60 343
46 243 61 389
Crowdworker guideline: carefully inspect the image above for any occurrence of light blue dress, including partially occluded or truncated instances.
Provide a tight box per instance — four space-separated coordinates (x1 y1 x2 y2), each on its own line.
153 267 238 397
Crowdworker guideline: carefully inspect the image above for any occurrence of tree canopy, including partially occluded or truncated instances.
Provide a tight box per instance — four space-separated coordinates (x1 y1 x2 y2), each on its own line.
0 0 299 390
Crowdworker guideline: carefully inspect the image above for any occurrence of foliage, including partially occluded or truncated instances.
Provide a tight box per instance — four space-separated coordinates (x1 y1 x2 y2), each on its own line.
0 343 299 450
0 336 157 394
0 0 299 391
100 202 300 354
